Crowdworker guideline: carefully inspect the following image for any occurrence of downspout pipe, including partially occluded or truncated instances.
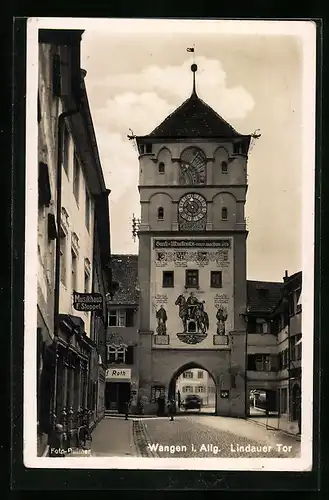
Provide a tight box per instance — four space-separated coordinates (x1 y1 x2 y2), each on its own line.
52 105 81 431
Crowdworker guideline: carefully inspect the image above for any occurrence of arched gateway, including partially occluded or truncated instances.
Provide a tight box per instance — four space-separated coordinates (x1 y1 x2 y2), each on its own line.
133 64 251 418
168 362 217 414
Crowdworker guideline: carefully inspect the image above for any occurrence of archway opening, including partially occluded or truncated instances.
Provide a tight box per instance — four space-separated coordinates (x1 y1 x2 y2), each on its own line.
248 389 278 417
168 362 216 415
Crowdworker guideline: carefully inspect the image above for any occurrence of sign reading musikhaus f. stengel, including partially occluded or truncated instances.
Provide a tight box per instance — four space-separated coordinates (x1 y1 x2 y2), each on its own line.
73 291 103 312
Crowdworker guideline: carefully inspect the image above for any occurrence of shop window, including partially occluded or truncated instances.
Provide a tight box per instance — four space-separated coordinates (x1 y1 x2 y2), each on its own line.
221 207 228 220
210 271 222 288
158 207 164 220
163 271 174 288
185 269 199 288
158 162 165 174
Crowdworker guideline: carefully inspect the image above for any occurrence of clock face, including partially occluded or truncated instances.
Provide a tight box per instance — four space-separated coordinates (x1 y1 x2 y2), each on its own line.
178 193 207 222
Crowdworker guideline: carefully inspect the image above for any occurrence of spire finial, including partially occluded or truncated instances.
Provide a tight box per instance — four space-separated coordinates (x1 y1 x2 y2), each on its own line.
191 63 198 95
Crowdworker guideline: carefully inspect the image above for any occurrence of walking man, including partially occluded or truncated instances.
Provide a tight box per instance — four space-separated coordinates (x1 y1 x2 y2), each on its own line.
167 398 175 421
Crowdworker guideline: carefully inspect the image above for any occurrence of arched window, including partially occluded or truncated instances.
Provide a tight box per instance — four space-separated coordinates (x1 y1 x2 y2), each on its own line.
158 162 165 174
221 207 228 220
221 161 228 174
158 207 164 220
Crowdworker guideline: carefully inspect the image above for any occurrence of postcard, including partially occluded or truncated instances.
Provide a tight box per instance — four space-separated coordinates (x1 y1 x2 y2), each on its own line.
24 17 316 471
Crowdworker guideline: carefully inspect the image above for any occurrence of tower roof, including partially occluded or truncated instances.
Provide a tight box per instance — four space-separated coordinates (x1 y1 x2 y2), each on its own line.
144 91 244 139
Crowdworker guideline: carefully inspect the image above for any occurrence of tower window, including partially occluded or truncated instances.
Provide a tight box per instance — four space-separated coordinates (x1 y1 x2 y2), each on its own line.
221 161 228 174
221 207 228 220
158 162 165 174
163 271 174 288
158 207 164 220
145 143 153 154
211 271 222 288
185 269 199 288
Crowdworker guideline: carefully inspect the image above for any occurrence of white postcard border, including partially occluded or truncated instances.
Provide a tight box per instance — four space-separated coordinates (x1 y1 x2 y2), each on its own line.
24 17 316 471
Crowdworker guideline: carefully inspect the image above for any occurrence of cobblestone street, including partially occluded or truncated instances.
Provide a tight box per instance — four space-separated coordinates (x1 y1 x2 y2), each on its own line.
88 414 300 459
136 415 300 458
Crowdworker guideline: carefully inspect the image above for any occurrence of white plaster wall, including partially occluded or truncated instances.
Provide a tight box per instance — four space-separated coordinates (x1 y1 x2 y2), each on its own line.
59 127 95 337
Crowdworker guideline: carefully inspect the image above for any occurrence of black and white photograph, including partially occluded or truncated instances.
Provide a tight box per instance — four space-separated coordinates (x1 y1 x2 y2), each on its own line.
24 18 316 471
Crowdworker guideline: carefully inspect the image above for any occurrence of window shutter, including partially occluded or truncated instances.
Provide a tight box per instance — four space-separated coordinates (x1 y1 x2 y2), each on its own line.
270 355 278 371
126 346 134 365
126 309 134 327
247 355 256 371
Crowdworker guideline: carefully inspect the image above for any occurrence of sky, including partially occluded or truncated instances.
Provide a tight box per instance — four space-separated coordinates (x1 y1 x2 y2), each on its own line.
77 20 313 282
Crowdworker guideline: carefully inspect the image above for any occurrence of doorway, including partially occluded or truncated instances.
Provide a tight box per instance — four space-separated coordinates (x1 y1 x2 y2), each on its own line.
105 382 131 413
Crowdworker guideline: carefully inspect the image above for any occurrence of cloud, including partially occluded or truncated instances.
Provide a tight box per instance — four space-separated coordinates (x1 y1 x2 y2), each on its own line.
85 56 255 128
94 128 139 202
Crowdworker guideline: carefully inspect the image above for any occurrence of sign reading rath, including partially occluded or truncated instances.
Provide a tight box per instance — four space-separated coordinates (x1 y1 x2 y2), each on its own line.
154 239 231 249
73 291 103 312
105 368 131 381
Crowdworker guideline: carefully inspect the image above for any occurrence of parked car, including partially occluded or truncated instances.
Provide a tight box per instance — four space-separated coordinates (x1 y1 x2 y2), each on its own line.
183 394 202 411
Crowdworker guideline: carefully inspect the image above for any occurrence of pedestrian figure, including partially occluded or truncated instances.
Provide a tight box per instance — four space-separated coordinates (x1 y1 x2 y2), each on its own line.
167 398 175 421
125 397 131 420
177 390 181 409
157 394 165 416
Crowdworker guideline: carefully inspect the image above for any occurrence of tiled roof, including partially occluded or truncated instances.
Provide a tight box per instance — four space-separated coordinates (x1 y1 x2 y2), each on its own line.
246 280 284 314
144 91 244 139
108 254 139 306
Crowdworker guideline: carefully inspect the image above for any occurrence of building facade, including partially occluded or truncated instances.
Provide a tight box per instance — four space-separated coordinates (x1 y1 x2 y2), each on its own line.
105 255 139 413
176 368 216 408
132 65 251 416
37 29 112 456
245 271 302 431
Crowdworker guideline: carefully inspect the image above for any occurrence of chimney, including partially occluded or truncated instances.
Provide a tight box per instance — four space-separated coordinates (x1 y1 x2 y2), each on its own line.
283 269 289 282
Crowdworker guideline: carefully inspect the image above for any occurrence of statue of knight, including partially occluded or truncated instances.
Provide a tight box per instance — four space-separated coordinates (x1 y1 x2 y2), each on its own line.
216 305 228 335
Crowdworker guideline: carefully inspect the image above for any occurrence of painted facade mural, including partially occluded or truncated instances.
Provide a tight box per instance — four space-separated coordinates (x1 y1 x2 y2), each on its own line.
150 237 234 349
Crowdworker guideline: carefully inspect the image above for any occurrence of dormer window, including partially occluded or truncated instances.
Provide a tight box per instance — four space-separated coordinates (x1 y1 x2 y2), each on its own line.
221 207 228 220
158 162 165 174
158 207 164 220
221 161 228 174
145 143 153 154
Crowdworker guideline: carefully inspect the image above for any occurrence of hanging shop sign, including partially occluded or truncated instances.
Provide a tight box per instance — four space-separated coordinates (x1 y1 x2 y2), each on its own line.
73 291 103 312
